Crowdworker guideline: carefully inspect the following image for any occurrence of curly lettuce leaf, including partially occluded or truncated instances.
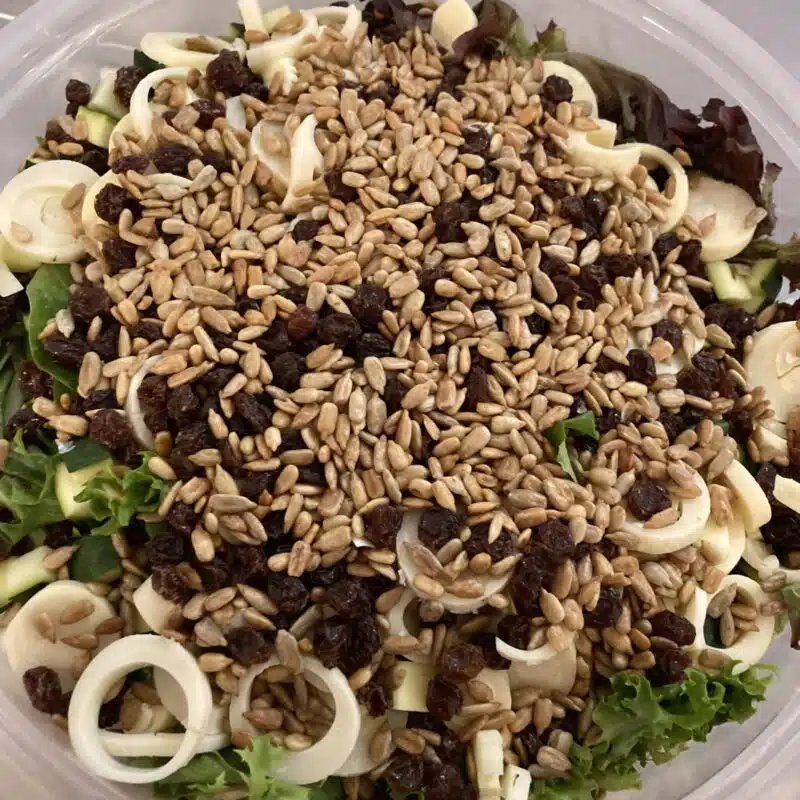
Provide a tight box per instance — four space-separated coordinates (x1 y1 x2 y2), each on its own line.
543 411 598 482
531 665 775 798
739 234 800 289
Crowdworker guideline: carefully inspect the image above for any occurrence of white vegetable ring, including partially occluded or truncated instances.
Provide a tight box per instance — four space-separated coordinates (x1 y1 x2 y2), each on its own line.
701 512 746 576
226 97 248 131
282 114 324 212
68 635 214 783
100 730 229 758
622 470 711 554
132 576 182 634
744 321 800 425
685 576 775 674
396 512 512 613
0 161 100 263
140 33 231 70
542 62 598 117
230 656 360 784
81 171 123 238
507 640 577 694
639 144 689 232
4 580 119 691
239 0 267 33
334 710 407 777
312 5 363 42
125 355 163 449
721 460 772 533
154 667 229 735
563 132 641 177
246 12 319 75
130 67 193 142
430 0 477 51
385 588 430 663
249 120 292 189
742 535 800 585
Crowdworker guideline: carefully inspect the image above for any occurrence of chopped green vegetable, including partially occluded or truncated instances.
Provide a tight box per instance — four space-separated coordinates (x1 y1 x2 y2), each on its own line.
780 582 800 649
543 411 598 482
740 234 800 290
133 49 166 74
0 322 26 433
61 438 112 473
25 263 77 391
0 434 64 546
531 665 775 799
68 535 120 582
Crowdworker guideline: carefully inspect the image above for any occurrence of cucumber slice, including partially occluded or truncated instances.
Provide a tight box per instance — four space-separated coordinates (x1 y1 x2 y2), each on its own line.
0 547 56 607
55 459 113 520
0 233 40 272
736 293 766 314
745 257 781 304
76 107 116 149
707 260 752 303
88 70 127 121
133 49 166 75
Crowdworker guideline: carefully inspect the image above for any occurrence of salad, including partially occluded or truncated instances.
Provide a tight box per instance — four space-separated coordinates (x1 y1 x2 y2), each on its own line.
0 0 797 797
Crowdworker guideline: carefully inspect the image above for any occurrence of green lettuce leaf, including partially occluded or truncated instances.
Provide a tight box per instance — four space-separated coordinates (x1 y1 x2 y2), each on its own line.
0 434 64 545
543 411 598 482
70 535 120 582
25 263 77 391
738 234 800 289
0 321 27 433
531 665 775 798
61 438 112 473
780 582 800 648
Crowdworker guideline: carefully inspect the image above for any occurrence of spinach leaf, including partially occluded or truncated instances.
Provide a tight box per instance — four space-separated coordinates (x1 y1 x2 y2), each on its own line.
62 438 112 473
70 535 120 582
543 412 599 482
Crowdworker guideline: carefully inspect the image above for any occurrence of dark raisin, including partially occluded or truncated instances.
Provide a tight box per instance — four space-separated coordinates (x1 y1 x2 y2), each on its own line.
728 408 755 445
653 233 680 263
95 183 135 224
659 411 686 442
384 376 407 414
432 200 469 243
89 409 135 451
426 765 465 800
538 178 569 199
648 647 691 686
165 502 197 537
627 349 656 385
227 544 268 585
190 99 226 130
325 168 358 203
497 615 531 650
202 150 232 175
306 561 347 589
357 332 392 361
542 75 573 105
90 324 120 362
102 237 137 273
692 350 723 385
677 366 713 400
583 586 624 628
350 282 389 327
6 408 48 446
112 154 151 175
649 610 696 646
358 682 389 717
138 375 168 418
152 144 194 177
439 642 485 682
237 471 275 502
227 626 273 666
146 533 187 566
584 191 609 225
233 392 272 433
79 147 109 172
470 632 510 670
426 676 463 721
326 579 372 619
509 555 545 615
292 219 322 242
463 524 515 562
460 127 491 156
114 66 145 105
628 479 671 521
560 195 585 225
65 79 91 106
23 667 66 714
679 239 703 276
531 519 574 565
365 505 404 547
98 695 124 729
597 408 620 434
70 285 112 325
464 365 491 412
651 319 683 350
151 565 190 603
168 452 198 481
287 306 318 341
597 253 641 278
41 333 89 368
517 725 543 762
197 557 229 592
18 361 53 400
256 319 290 360
703 304 755 344
385 754 425 793
173 421 213 454
419 508 464 552
127 320 163 344
267 572 309 615
314 618 351 668
44 521 74 549
164 383 199 428
318 312 362 346
206 49 251 96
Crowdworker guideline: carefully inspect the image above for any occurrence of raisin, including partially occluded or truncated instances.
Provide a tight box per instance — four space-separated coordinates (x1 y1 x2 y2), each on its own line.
426 675 463 721
659 411 686 442
44 521 74 549
357 332 392 361
679 239 703 276
464 365 491 412
114 66 145 105
164 384 199 428
470 632 510 670
463 524 515 562
460 127 491 156
584 191 608 225
728 408 755 445
518 725 543 762
206 49 251 95
350 282 389 327
306 561 347 589
70 285 112 325
648 647 691 686
426 765 464 800
384 376 407 414
197 557 229 592
152 143 194 177
99 695 124 729
364 505 404 547
692 350 723 385
151 565 190 603
237 471 275 502
419 508 464 552
174 421 214 454
267 573 309 615
287 306 318 341
653 233 680 263
325 168 358 203
65 79 91 106
538 178 569 200
439 642 485 682
18 361 52 400
259 319 292 359
233 392 272 433
358 682 389 717
531 519 574 565
677 366 713 400
165 502 197 537
89 409 135 451
326 579 372 619
652 319 683 350
95 183 134 224
225 625 272 666
560 195 585 225
127 320 163 344
202 150 232 175
6 408 46 445
497 615 531 650
41 333 89 368
292 219 322 242
80 147 110 173
649 610 696 646
385 754 425 793
138 376 168 417
597 408 620 434
703 304 755 344
318 312 362 346
90 324 119 362
23 667 66 714
597 253 641 278
190 99 226 130
146 533 187 566
432 200 469 243
102 237 137 273
314 618 351 668
510 556 545 615
628 479 671 521
542 75 573 105
627 349 656 385
583 586 624 628
112 154 151 175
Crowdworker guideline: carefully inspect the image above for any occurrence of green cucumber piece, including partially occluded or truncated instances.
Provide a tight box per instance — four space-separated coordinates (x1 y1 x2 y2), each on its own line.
87 70 127 120
707 260 752 303
133 49 165 75
736 293 767 314
745 257 781 304
76 106 116 149
55 460 113 521
0 546 56 607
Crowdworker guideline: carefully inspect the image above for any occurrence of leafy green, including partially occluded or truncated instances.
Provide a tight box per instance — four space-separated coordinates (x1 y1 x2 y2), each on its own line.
61 438 112 473
75 455 170 535
25 263 77 391
0 321 27 433
739 234 800 289
531 665 775 799
780 582 800 648
70 535 120 582
0 434 64 545
153 735 321 800
543 411 598 482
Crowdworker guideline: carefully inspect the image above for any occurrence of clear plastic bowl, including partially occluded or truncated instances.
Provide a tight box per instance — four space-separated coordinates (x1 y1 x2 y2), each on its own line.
0 0 799 797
